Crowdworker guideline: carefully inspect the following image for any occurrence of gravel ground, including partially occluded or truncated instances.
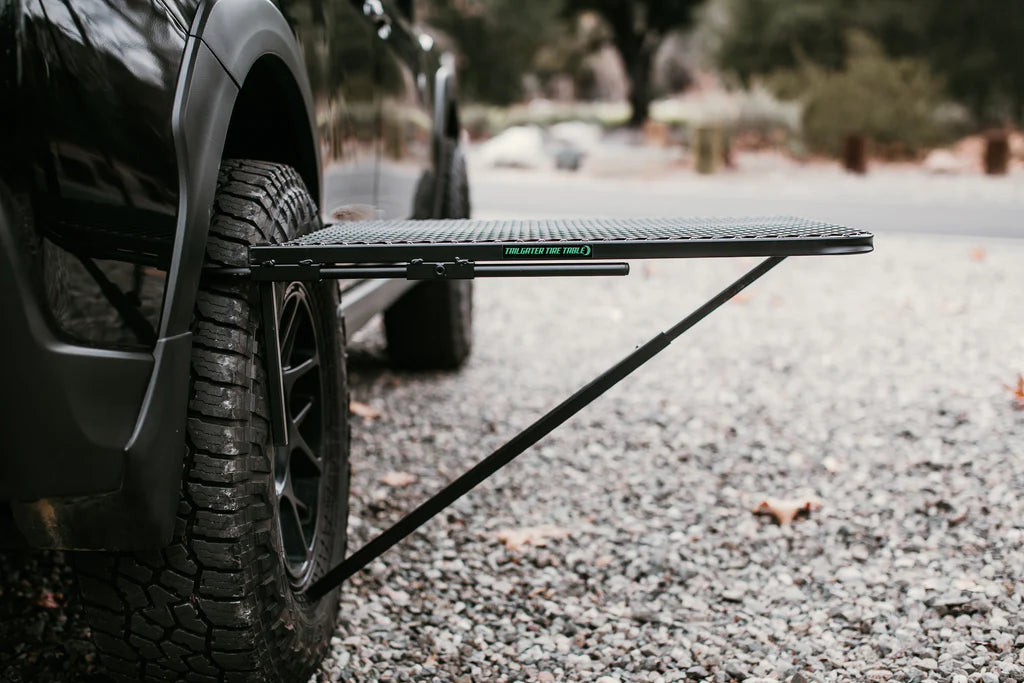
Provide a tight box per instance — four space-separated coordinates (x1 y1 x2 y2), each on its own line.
327 234 1024 681
3 233 1024 682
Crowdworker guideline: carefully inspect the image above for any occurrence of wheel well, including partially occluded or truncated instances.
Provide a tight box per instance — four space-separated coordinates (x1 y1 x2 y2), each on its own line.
445 100 460 140
222 56 320 204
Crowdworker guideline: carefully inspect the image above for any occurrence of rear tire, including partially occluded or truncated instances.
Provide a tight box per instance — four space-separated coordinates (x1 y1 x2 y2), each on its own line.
76 160 349 682
384 138 473 370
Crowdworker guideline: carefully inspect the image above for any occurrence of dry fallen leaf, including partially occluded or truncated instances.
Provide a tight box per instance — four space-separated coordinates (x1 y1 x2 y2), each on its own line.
379 471 417 488
752 497 822 525
1007 374 1024 410
492 524 571 550
969 247 987 262
36 591 63 609
349 400 382 420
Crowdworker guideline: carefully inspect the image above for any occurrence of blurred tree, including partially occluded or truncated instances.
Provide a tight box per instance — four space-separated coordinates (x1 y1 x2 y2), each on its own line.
418 0 564 105
770 31 950 158
712 0 847 78
563 0 703 126
533 12 611 101
925 1 1024 125
711 0 1024 126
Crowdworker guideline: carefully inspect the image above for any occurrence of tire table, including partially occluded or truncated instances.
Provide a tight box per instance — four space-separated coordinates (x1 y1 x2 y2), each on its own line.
211 215 873 599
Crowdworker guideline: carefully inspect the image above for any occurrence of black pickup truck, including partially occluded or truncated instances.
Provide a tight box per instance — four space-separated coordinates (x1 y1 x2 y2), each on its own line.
0 0 471 679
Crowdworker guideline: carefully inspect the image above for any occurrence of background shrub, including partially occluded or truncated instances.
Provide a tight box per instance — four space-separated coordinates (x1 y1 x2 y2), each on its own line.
768 31 955 158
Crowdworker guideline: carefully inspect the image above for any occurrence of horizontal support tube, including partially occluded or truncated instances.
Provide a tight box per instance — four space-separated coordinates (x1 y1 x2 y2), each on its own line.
206 262 631 281
472 263 629 278
319 266 407 279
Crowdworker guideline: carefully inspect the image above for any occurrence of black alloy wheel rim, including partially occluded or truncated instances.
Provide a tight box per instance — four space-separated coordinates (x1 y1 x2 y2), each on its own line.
274 283 327 588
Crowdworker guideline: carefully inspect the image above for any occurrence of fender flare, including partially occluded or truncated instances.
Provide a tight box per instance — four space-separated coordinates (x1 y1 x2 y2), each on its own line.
163 0 318 338
433 56 460 148
431 56 460 216
14 0 321 549
118 0 316 547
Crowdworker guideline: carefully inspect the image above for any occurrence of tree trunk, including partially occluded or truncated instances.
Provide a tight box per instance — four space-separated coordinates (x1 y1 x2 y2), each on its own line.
626 46 654 128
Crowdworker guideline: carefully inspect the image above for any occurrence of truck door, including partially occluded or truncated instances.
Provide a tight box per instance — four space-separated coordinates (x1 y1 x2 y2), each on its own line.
280 0 382 220
371 0 435 219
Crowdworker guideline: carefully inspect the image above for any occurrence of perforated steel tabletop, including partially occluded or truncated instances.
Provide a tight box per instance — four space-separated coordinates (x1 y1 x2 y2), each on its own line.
250 217 873 265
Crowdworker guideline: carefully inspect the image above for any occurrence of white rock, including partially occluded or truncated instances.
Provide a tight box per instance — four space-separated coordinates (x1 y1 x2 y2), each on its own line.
835 566 862 583
477 126 548 169
990 614 1009 629
923 148 962 174
549 121 602 153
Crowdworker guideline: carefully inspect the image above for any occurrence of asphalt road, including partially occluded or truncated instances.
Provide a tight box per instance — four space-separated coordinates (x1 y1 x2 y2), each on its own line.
468 165 1024 240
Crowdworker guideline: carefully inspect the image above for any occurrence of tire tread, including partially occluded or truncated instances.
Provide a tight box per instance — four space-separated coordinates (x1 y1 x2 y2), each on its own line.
385 140 474 369
76 160 346 682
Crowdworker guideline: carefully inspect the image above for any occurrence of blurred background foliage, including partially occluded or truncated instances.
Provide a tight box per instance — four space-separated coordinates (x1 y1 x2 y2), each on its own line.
765 31 951 158
417 0 564 105
560 0 703 126
712 0 1024 127
414 0 1024 157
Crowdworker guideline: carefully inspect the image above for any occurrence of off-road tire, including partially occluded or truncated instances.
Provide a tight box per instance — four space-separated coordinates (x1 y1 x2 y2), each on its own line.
384 138 473 369
75 160 349 682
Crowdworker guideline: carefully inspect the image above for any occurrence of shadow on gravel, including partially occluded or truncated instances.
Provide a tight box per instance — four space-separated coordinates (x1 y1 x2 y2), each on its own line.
0 549 104 682
346 344 392 373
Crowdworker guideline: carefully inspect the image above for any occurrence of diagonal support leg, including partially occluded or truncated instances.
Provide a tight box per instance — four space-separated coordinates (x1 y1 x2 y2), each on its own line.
307 256 786 599
260 282 289 448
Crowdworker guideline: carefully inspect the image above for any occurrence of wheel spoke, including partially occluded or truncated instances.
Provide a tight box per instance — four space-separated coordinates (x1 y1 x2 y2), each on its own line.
292 398 316 428
279 297 302 361
291 431 323 474
279 472 295 509
274 445 290 492
283 354 319 394
281 493 310 554
292 493 312 526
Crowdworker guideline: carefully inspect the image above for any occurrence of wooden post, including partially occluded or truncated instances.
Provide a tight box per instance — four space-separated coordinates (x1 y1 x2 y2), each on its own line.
721 128 734 169
843 134 867 174
983 129 1010 175
695 125 722 175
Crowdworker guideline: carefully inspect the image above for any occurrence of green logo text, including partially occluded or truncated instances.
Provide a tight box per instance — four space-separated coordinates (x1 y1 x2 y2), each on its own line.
503 245 592 258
